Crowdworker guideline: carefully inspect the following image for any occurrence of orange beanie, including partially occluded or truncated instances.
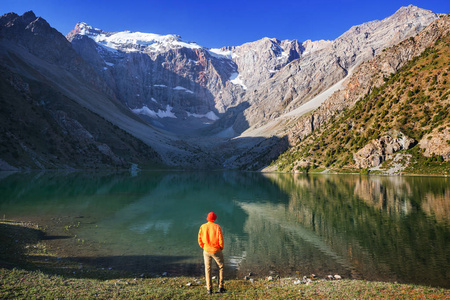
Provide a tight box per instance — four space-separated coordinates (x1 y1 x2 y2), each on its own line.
207 212 217 222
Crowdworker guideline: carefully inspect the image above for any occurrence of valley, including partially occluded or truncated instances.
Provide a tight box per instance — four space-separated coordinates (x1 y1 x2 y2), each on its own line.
0 6 448 173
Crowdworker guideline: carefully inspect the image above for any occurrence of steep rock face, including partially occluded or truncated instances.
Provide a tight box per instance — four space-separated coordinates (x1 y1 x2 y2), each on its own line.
353 131 415 168
0 11 74 66
0 11 168 170
286 9 449 145
65 5 439 138
234 5 439 133
0 65 162 170
66 24 306 124
227 38 303 90
1 7 445 171
213 38 328 116
67 23 236 121
419 128 450 161
0 12 117 100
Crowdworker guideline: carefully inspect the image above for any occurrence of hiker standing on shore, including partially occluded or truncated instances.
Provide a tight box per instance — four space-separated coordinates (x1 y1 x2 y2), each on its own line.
198 212 225 295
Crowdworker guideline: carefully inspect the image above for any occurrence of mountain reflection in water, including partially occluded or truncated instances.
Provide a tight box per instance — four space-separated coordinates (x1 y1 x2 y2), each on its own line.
0 171 448 287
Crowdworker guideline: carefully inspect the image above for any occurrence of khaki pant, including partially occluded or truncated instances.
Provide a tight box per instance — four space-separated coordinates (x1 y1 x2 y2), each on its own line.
203 250 224 290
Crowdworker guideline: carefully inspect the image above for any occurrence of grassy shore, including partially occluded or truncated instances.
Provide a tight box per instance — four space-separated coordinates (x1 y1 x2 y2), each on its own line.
1 220 449 299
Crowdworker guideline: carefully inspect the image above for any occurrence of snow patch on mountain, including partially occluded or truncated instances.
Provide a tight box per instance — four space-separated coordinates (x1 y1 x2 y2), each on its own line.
173 86 194 94
187 111 219 121
277 51 288 60
208 48 237 59
131 105 177 119
272 43 288 60
229 72 247 90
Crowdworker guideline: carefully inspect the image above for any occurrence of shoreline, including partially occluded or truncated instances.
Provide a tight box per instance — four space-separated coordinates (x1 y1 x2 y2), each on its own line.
1 167 449 178
1 220 450 299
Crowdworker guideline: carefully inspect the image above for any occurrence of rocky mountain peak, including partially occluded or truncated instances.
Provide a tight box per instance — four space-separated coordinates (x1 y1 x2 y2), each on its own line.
0 11 34 31
394 4 431 15
1 7 446 171
338 5 438 42
1 10 62 39
267 14 450 174
388 5 440 27
228 37 303 91
66 22 102 40
21 10 37 21
0 11 35 27
1 10 36 25
0 10 76 67
230 4 441 134
67 22 201 54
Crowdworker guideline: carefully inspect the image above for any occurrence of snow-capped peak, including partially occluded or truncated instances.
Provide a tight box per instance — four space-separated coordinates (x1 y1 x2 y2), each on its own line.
208 48 237 59
70 22 103 39
73 22 202 53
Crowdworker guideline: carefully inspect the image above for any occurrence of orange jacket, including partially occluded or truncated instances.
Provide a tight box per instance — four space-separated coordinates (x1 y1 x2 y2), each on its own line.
198 221 224 253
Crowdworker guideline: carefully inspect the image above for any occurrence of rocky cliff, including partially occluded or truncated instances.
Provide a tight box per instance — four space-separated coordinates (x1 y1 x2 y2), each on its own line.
0 6 447 171
353 130 416 169
232 5 440 134
68 6 439 137
268 14 450 175
0 11 164 170
66 23 307 133
67 23 232 121
285 11 450 144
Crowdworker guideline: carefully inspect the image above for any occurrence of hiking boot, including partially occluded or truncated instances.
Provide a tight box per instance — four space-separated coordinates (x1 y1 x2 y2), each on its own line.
218 287 226 293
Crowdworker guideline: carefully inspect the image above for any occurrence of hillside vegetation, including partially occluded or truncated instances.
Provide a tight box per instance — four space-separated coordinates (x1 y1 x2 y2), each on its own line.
271 29 450 175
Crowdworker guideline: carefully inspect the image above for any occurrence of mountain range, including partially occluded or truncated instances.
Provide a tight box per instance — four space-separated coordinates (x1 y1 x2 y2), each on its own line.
0 5 448 173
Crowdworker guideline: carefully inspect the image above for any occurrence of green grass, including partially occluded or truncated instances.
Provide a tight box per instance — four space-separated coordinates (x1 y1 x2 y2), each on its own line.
272 26 450 175
1 221 449 299
2 268 449 299
403 147 450 175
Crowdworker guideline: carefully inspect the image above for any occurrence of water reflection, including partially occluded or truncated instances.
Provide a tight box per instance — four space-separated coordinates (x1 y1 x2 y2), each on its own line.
263 173 450 287
0 171 448 287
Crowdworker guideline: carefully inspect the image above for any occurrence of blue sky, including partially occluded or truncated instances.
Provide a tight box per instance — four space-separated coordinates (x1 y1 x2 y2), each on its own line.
1 0 449 48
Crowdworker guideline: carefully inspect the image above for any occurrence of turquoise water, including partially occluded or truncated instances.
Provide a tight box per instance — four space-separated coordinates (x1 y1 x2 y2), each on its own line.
0 171 449 287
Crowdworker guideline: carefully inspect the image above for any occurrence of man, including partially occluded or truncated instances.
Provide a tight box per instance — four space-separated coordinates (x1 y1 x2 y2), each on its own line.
198 211 225 295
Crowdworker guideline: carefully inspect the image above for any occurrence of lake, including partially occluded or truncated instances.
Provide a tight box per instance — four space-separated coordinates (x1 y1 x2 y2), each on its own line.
0 171 449 288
